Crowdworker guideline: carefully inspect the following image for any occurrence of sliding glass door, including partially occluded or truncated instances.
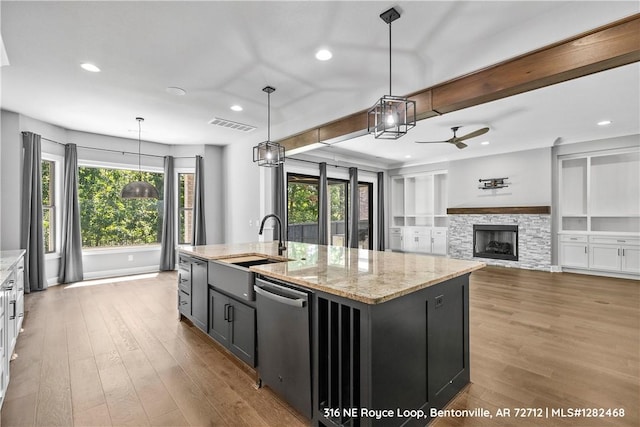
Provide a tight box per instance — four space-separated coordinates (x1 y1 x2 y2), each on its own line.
287 172 372 249
287 174 319 244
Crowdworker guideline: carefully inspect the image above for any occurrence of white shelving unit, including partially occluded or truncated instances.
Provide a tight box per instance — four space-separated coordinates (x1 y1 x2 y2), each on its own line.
558 148 640 277
390 171 448 255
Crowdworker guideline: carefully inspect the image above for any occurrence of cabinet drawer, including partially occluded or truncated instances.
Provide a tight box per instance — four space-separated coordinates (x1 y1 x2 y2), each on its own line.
432 229 447 237
560 235 588 243
589 236 640 246
390 228 403 236
178 269 191 294
178 290 191 316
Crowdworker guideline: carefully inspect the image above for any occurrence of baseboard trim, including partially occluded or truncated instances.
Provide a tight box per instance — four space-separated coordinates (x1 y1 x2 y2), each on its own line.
561 267 639 280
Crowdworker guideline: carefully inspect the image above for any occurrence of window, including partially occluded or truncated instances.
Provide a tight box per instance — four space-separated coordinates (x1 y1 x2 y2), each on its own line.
42 160 55 253
287 174 319 244
77 166 163 248
178 173 195 244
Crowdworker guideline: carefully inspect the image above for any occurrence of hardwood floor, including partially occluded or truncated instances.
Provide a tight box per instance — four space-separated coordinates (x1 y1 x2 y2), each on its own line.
1 266 638 426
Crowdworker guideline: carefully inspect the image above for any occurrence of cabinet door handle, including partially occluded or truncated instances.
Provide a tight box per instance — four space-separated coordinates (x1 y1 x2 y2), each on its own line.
223 303 229 321
618 248 621 256
622 249 625 257
227 305 234 323
9 300 16 320
584 246 587 254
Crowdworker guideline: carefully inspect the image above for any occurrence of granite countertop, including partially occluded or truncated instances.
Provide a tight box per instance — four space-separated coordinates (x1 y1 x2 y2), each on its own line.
1 250 26 285
179 242 484 304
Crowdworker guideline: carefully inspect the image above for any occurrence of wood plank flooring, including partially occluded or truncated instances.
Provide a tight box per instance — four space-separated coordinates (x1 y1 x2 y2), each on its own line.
1 266 638 426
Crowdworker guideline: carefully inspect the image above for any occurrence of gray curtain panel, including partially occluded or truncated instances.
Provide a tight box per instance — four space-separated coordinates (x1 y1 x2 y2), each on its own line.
59 144 84 283
273 164 286 241
348 167 359 249
318 162 328 245
160 156 176 270
377 171 385 251
191 155 206 245
20 132 47 293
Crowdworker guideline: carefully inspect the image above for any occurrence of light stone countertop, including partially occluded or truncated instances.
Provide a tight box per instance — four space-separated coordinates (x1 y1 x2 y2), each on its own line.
1 250 26 286
179 242 485 304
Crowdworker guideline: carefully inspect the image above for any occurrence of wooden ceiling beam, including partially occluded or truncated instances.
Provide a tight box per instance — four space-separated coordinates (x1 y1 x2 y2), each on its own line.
279 13 640 152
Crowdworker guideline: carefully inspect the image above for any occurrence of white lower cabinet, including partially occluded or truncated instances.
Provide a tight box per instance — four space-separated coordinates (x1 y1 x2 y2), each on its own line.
0 251 25 409
390 227 447 255
560 234 640 276
389 228 403 251
559 235 589 269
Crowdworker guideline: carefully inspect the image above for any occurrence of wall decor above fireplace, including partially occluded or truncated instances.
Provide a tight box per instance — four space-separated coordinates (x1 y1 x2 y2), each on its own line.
478 177 508 190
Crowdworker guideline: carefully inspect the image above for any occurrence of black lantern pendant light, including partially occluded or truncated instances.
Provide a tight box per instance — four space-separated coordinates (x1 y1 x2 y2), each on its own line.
367 7 416 139
121 117 159 199
253 86 285 167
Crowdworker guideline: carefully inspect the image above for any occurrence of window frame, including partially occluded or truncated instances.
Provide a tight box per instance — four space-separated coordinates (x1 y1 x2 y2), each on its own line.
41 153 63 256
176 168 195 245
76 160 165 250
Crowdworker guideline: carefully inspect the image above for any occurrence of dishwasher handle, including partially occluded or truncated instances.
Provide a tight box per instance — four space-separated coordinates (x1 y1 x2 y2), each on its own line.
254 283 307 308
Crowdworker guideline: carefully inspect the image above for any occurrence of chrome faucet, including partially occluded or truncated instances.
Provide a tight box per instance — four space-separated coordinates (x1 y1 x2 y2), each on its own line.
259 214 286 255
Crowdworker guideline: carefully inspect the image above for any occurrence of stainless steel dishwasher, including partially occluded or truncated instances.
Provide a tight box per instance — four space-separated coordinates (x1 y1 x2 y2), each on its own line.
254 277 312 418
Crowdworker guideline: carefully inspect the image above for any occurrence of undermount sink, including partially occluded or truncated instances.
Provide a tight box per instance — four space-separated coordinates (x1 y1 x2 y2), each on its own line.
219 254 289 269
233 258 284 268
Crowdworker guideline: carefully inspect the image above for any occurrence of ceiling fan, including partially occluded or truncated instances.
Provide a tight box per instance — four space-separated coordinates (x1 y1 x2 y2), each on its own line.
415 126 489 149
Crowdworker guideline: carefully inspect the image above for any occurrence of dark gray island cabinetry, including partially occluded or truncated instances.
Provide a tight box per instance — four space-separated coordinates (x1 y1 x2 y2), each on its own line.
178 242 484 426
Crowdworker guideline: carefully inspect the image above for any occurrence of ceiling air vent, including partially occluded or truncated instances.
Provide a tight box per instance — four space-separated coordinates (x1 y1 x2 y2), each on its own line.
208 117 256 132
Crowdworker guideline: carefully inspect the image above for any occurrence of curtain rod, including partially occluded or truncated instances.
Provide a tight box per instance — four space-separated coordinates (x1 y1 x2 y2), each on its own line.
35 135 195 159
288 157 382 174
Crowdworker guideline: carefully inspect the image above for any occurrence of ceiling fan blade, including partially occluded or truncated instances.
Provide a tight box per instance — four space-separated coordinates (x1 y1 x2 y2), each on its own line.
458 127 489 141
455 141 468 149
414 140 449 144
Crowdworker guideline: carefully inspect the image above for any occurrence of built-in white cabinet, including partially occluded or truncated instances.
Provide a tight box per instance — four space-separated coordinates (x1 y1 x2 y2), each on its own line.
391 171 448 228
558 148 640 277
0 251 25 409
559 235 589 269
559 234 640 276
390 226 447 255
390 171 448 255
389 227 403 251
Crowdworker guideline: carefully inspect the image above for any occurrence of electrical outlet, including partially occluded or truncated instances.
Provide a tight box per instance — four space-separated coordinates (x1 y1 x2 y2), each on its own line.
435 295 444 308
128 255 133 261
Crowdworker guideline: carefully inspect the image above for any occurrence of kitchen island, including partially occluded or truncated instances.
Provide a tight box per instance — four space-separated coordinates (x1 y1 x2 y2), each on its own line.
179 242 484 426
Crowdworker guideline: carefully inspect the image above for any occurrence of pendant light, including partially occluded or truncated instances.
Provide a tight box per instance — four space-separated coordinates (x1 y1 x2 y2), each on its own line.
367 7 416 139
253 86 285 167
121 117 159 199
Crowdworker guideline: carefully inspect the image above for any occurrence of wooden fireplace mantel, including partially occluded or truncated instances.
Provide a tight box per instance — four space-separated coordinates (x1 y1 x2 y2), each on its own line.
447 206 551 215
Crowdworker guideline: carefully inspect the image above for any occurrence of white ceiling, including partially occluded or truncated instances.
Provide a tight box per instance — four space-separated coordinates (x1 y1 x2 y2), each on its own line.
1 1 639 167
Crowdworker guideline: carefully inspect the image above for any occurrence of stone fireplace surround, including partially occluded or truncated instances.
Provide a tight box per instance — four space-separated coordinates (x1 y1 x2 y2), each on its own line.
447 206 551 271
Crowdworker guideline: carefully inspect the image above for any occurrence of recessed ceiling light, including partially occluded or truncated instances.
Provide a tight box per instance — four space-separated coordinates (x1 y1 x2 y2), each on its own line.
480 141 490 145
80 63 100 72
230 105 243 112
404 154 412 158
315 49 332 61
166 86 186 96
597 120 612 126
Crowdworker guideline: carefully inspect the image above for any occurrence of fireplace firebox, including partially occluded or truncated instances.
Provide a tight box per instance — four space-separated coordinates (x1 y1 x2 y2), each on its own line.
473 224 518 261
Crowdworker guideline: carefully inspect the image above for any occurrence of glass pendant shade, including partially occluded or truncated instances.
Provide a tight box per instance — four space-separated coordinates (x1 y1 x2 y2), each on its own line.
368 95 416 139
121 181 159 199
121 117 159 199
253 86 285 167
253 140 285 167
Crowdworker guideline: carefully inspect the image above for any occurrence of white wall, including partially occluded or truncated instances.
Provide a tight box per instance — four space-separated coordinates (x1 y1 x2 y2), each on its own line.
448 147 552 208
222 138 262 243
0 110 21 251
204 144 224 244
